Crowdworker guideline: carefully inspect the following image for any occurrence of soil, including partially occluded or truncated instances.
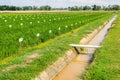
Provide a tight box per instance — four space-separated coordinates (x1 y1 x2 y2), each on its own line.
24 53 40 63
1 53 40 74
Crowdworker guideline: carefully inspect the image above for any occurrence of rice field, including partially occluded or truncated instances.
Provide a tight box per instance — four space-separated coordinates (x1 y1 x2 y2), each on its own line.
0 12 115 80
0 12 113 60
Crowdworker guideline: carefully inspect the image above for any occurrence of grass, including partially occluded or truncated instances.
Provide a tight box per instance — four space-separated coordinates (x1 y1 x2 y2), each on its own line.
83 14 120 80
0 13 114 80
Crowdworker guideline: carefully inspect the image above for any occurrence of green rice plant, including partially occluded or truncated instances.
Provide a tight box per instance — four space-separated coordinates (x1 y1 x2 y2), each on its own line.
0 12 113 60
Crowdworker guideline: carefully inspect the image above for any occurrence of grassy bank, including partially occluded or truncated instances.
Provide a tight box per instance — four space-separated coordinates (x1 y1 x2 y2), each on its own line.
0 13 114 80
83 14 120 80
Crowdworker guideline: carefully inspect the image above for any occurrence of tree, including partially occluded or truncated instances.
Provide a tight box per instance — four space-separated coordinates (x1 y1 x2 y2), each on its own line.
33 6 38 10
92 5 101 10
83 6 91 10
79 6 83 10
112 5 120 10
15 7 22 10
9 6 16 10
0 5 9 10
39 5 51 10
22 6 33 10
68 6 80 11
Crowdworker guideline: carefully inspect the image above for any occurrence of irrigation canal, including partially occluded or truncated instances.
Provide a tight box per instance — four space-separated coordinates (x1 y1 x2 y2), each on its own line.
53 15 117 80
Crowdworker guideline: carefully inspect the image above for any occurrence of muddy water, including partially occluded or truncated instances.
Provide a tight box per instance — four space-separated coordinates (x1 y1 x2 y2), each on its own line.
53 15 117 80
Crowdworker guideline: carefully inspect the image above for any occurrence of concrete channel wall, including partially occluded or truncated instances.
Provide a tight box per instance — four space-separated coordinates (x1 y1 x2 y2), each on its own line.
33 19 110 80
79 21 108 44
34 50 76 80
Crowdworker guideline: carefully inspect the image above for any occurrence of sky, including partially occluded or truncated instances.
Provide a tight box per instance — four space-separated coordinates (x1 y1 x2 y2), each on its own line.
0 0 120 8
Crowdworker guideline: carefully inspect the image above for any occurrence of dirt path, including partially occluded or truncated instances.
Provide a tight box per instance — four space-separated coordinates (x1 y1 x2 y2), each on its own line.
53 15 117 80
0 53 40 75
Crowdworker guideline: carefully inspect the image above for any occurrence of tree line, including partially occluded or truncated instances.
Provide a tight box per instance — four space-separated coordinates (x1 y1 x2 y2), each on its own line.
0 5 120 11
68 5 120 11
0 5 51 10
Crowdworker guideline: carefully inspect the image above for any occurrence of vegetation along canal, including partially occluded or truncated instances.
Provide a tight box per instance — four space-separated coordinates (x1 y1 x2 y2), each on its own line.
53 15 117 80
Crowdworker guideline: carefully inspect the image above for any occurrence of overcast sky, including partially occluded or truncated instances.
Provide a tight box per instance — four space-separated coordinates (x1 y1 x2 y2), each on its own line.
0 0 120 8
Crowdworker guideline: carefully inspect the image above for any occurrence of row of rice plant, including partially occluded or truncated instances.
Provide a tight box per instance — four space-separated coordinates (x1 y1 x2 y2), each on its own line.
0 12 113 59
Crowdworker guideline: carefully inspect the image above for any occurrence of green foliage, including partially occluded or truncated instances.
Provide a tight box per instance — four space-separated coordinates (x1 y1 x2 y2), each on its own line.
22 6 32 10
0 5 120 11
112 5 120 10
39 5 51 10
92 5 101 10
83 6 91 10
0 5 21 11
